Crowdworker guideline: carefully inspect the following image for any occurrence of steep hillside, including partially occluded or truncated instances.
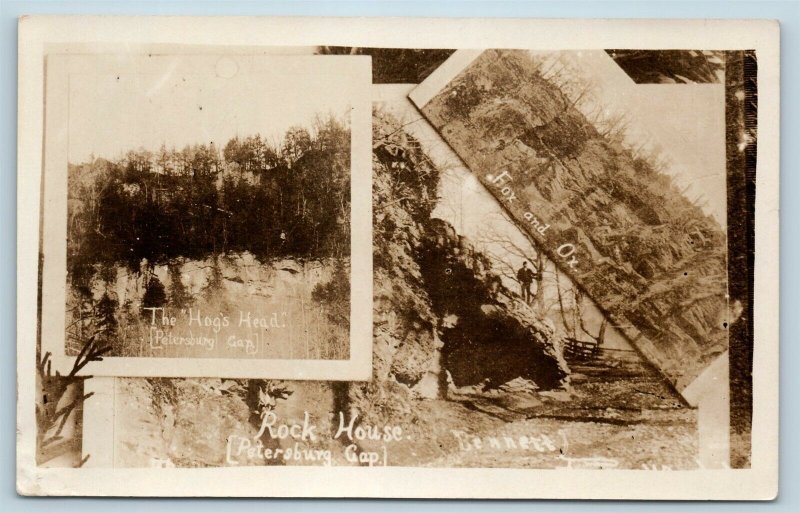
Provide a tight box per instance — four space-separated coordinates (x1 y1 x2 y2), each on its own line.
419 49 728 391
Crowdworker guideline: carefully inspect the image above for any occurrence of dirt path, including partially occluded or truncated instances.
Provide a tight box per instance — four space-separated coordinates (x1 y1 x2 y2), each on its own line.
387 350 698 470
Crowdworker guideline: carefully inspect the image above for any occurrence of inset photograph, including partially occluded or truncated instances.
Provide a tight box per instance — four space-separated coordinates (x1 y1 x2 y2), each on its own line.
39 52 372 379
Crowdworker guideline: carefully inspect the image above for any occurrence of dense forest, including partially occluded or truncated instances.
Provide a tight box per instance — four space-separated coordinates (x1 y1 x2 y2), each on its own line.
66 115 351 291
316 47 456 83
605 50 724 84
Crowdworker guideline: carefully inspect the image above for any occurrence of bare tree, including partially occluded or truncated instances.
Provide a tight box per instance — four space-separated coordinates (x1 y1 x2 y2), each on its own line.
473 210 555 316
554 269 608 347
37 324 111 466
554 271 579 340
575 289 608 346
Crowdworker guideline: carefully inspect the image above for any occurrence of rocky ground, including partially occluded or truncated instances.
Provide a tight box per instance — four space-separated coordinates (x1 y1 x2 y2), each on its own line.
111 346 696 469
424 351 697 469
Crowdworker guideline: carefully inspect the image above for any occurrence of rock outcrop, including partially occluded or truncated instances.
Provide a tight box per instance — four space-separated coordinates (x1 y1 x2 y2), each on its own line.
418 218 569 391
341 110 569 427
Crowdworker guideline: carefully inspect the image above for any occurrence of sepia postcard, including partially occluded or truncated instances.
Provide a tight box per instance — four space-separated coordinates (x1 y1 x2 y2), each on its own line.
17 16 779 499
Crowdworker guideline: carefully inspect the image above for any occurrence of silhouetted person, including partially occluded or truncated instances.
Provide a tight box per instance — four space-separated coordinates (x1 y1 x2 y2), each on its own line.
517 261 537 304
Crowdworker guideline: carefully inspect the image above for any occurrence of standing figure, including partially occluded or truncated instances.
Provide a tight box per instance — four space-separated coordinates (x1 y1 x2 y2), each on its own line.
517 261 537 304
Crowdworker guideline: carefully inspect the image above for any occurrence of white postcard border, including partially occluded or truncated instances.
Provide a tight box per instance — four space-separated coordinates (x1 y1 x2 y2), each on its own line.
18 16 779 499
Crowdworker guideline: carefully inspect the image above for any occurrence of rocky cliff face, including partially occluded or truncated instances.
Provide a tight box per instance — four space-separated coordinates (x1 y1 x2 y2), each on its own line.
67 253 349 360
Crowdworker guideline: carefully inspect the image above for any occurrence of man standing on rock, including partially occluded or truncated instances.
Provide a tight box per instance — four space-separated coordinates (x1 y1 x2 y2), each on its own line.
517 261 537 304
